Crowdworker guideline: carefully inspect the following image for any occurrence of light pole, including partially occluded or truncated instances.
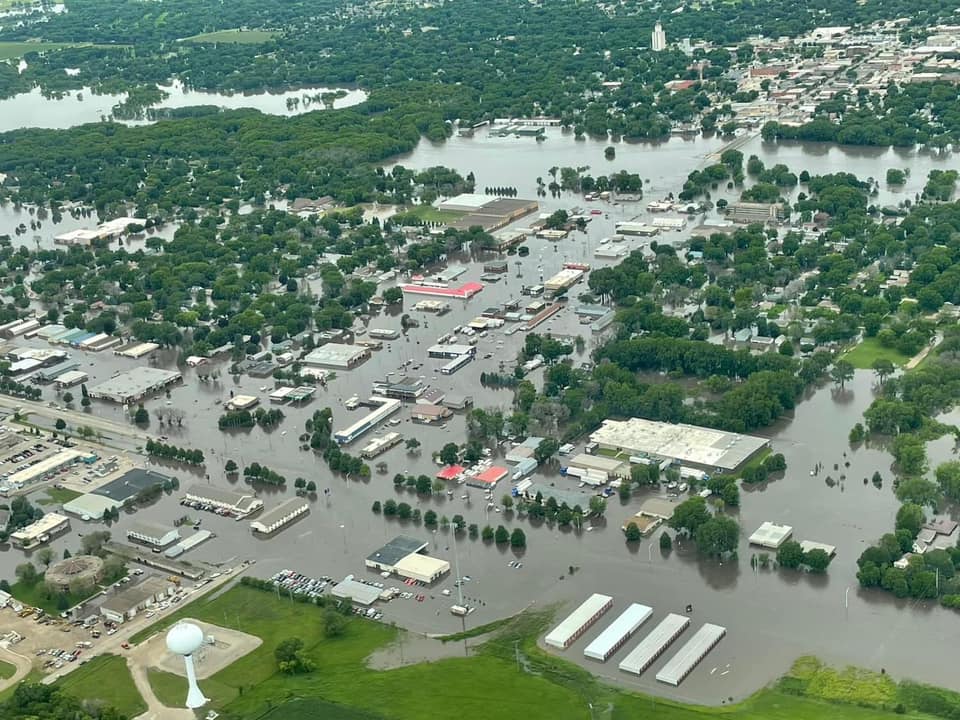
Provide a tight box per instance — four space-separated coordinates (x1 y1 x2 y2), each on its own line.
340 524 346 554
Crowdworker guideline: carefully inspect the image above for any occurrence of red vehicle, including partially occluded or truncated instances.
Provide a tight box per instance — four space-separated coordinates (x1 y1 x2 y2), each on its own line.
121 642 130 650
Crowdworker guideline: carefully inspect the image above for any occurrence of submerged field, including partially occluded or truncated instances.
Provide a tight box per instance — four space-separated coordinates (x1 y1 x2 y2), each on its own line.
125 584 952 720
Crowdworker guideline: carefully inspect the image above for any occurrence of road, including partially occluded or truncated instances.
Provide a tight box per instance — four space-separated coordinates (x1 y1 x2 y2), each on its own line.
0 645 33 694
0 395 149 447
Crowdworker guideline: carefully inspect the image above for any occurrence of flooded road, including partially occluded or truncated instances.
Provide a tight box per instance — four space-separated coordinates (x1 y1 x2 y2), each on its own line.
0 124 956 702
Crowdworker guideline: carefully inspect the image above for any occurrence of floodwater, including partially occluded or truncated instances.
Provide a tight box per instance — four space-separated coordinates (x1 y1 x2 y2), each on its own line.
0 81 368 132
0 125 957 703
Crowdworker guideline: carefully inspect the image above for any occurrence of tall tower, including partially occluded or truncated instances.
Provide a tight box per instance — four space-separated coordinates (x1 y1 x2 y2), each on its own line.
652 22 667 52
166 622 209 709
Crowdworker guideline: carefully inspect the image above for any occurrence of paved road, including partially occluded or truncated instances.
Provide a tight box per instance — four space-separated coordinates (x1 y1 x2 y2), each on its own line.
0 395 149 446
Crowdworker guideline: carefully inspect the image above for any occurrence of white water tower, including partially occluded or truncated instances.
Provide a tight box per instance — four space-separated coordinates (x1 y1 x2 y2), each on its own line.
166 621 209 709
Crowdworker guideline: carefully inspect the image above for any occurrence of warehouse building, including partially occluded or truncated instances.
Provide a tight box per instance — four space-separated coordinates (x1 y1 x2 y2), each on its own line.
544 268 585 294
36 360 80 383
89 367 182 404
250 498 309 535
749 521 793 549
427 344 476 359
62 493 122 522
365 535 450 583
10 513 70 549
545 593 613 649
590 418 768 472
333 397 401 445
54 370 89 389
113 342 159 359
302 343 371 370
655 623 726 686
5 448 90 490
360 432 403 459
126 521 180 549
99 576 174 624
411 403 452 424
184 484 263 516
372 377 427 401
565 453 630 480
163 529 213 559
332 575 382 606
619 613 690 676
584 603 653 662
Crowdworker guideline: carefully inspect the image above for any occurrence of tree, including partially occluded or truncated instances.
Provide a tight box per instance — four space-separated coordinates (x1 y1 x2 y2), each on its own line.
415 475 432 494
659 532 672 551
481 525 495 542
55 418 66 431
872 358 895 385
936 461 960 503
895 477 940 510
80 531 111 556
62 392 74 405
15 562 38 586
534 438 560 465
468 523 479 539
694 516 739 557
494 525 510 544
501 495 514 510
306 480 317 493
275 637 314 673
776 540 805 569
225 459 238 474
372 500 382 514
588 496 606 517
624 522 642 542
510 528 526 548
423 510 437 526
895 503 925 538
618 482 631 502
36 547 54 568
324 607 347 638
294 477 306 491
81 396 91 408
133 404 149 424
439 442 459 466
804 548 832 573
830 359 855 389
668 496 710 535
405 438 421 453
720 483 740 507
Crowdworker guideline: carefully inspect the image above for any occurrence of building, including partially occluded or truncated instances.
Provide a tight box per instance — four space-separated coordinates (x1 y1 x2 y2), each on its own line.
652 21 667 52
88 367 182 404
126 521 180 548
368 328 400 340
113 342 159 359
466 465 508 489
749 521 794 549
726 202 786 224
651 216 687 230
99 576 174 624
590 418 769 472
331 575 382 606
544 268 585 294
35 360 79 383
184 485 263 516
360 432 403 459
584 604 653 662
411 404 453 424
655 623 726 686
164 530 213 559
615 222 660 237
372 377 426 401
365 535 450 583
5 448 89 489
226 394 259 410
10 513 70 549
334 397 401 445
545 594 614 649
62 493 122 522
54 370 89 389
565 453 630 480
427 344 476 360
54 217 145 247
619 613 690 676
250 498 309 535
45 555 104 592
302 343 371 370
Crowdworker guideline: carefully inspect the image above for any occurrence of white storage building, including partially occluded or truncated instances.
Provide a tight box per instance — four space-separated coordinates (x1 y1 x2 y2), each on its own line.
126 521 180 548
655 623 726 686
618 613 690 675
583 603 652 662
250 498 310 535
545 593 613 649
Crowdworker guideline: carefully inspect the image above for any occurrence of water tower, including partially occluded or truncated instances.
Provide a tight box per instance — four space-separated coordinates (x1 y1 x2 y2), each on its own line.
165 621 209 709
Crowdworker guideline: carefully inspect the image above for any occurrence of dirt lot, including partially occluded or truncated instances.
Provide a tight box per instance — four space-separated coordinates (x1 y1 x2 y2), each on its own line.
0 606 105 673
139 619 260 679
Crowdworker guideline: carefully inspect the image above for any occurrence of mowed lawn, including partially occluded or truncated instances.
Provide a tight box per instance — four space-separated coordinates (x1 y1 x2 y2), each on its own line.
135 586 937 720
57 654 146 718
182 29 276 44
0 658 16 680
842 337 910 369
0 41 129 61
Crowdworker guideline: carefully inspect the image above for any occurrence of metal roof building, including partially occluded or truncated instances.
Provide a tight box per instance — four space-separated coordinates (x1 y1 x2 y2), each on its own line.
655 623 726 686
749 522 794 549
619 613 690 676
302 343 371 369
583 603 653 662
545 593 613 649
365 535 429 572
88 367 182 404
250 498 309 535
185 484 263 516
331 576 382 606
126 521 180 548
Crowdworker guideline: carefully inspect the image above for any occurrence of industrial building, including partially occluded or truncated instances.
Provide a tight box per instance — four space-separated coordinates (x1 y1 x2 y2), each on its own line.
54 216 145 246
332 576 382 606
365 535 450 583
749 522 794 549
250 498 309 535
164 530 213 558
334 397 401 444
62 493 121 521
91 468 171 504
126 521 180 548
372 377 427 401
184 485 263 516
651 216 687 230
619 614 690 676
427 344 476 359
410 404 452 424
36 359 79 383
54 370 89 389
5 448 90 489
99 576 175 624
590 418 768 472
360 432 403 459
88 367 182 404
543 268 585 294
584 604 653 662
564 453 629 480
113 342 159 359
302 343 371 370
545 593 613 649
655 623 726 686
438 194 539 232
726 202 785 224
10 513 70 549
465 465 508 488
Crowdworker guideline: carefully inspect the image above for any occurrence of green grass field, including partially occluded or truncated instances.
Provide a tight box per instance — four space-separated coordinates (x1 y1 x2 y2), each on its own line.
9 578 98 615
57 655 146 718
842 337 910 369
37 486 81 506
128 586 947 720
0 658 16 680
395 205 466 223
182 29 276 44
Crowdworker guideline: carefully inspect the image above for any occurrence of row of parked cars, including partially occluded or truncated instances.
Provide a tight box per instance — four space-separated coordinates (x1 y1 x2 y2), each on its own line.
270 569 334 600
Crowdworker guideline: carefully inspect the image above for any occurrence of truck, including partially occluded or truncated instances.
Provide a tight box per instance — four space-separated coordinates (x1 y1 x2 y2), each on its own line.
75 641 93 649
450 604 469 616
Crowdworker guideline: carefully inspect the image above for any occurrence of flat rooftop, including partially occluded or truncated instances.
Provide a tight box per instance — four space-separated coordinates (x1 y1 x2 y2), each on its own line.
256 497 309 527
89 367 181 400
366 535 428 568
749 521 794 548
590 418 768 471
92 468 172 503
